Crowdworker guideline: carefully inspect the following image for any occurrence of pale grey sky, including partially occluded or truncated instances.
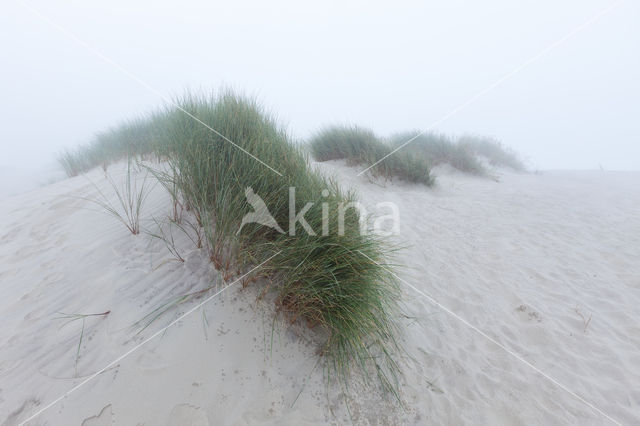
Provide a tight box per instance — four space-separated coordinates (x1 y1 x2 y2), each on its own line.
1 0 639 181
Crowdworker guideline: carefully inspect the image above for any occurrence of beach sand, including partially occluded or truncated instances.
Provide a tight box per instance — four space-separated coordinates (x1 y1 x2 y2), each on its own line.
1 161 639 425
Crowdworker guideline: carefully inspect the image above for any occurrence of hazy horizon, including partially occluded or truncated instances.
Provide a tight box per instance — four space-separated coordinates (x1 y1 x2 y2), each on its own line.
2 0 639 185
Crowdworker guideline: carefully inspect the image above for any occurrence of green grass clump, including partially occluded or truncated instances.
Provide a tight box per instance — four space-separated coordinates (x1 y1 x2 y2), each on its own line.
158 93 403 394
61 91 404 397
309 125 433 185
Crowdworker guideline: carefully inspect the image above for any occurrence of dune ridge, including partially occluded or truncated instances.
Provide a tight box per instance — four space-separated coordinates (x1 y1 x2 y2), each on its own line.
1 160 639 424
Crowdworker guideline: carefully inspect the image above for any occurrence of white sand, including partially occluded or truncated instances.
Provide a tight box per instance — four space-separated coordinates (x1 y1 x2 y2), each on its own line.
1 162 639 425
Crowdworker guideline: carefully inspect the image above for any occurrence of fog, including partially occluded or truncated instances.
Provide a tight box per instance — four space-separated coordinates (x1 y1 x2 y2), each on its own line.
1 0 639 195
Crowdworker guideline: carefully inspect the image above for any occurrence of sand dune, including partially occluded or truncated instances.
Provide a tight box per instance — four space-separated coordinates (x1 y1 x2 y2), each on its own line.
1 162 639 425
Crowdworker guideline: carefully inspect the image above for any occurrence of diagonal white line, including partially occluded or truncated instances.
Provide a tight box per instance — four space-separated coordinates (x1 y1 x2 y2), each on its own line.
17 0 283 177
357 250 622 425
18 251 281 426
358 0 624 177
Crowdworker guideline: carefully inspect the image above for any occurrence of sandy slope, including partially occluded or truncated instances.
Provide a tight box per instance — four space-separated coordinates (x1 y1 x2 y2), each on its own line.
1 162 639 425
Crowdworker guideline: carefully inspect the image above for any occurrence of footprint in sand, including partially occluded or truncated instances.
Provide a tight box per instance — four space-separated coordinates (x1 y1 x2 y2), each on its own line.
81 404 113 426
515 304 542 322
166 404 209 426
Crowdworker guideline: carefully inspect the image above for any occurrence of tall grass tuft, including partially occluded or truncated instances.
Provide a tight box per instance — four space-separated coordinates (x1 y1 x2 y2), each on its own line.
86 159 154 235
60 91 404 397
309 125 433 185
156 93 404 395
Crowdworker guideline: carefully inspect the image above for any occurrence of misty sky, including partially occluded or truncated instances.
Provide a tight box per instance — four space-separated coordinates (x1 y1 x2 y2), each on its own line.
2 0 639 180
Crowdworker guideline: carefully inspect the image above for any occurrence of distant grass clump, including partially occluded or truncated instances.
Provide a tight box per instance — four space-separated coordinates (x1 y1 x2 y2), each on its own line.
309 126 524 180
309 125 433 185
390 131 526 175
458 134 526 171
59 91 404 398
390 131 485 175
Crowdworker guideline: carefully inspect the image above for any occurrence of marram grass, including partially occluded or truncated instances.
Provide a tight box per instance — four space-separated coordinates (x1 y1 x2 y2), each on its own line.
309 125 434 185
309 126 524 179
390 131 485 175
60 91 405 399
58 114 164 176
160 92 404 394
458 134 526 171
389 131 526 174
